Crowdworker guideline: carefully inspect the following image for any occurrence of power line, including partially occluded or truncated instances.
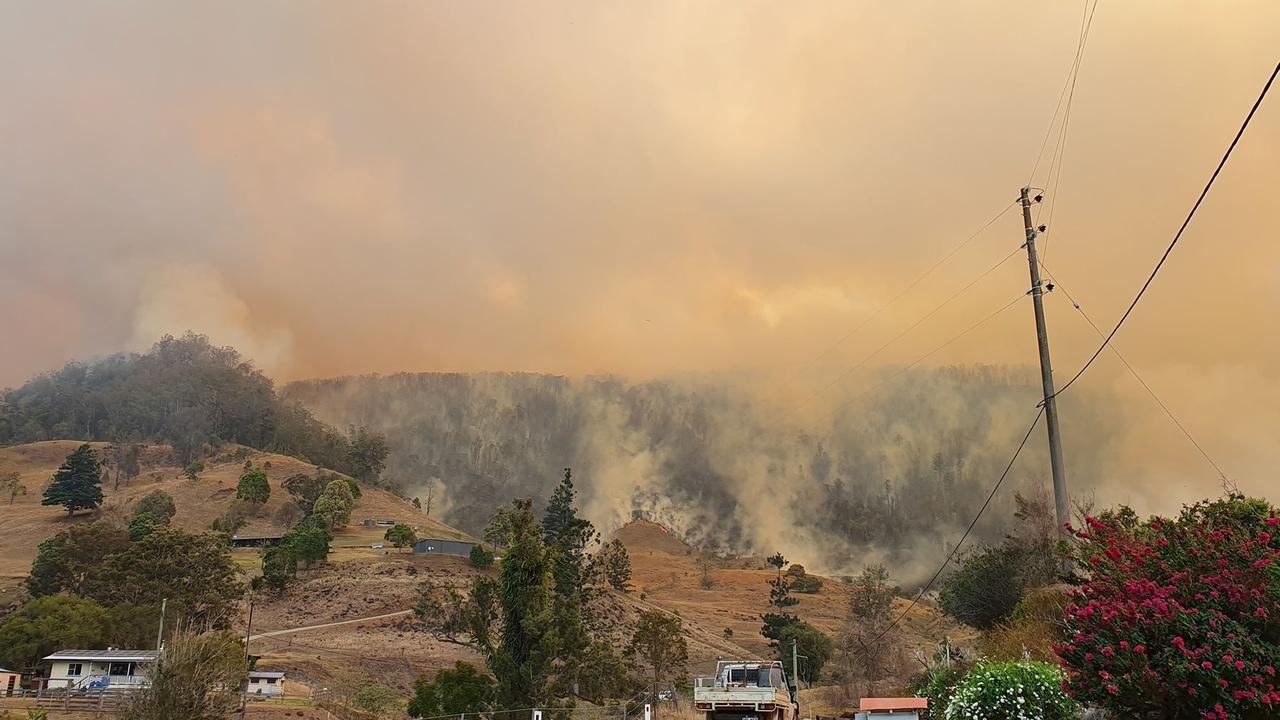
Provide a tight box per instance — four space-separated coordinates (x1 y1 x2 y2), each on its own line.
1039 0 1102 263
1027 0 1100 186
1038 262 1230 484
1047 60 1279 402
788 201 1018 383
794 244 1024 414
858 407 1046 651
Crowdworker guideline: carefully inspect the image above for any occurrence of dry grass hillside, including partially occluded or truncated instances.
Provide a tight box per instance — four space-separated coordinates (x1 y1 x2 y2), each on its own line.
0 440 467 597
615 520 977 679
0 441 970 703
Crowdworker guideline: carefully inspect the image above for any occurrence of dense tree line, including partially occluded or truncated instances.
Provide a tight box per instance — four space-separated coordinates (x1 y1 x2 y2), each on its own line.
285 366 1114 577
0 333 387 481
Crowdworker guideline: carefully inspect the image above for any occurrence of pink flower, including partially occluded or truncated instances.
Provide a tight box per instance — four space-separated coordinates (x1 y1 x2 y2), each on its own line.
1203 661 1215 670
1267 517 1278 526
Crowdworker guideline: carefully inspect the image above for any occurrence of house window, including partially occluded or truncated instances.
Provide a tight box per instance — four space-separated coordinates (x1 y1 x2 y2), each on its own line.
67 663 82 677
266 678 277 684
109 662 131 676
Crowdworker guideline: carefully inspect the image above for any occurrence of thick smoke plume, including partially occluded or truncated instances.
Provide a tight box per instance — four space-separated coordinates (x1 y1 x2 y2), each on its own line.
2 0 1278 559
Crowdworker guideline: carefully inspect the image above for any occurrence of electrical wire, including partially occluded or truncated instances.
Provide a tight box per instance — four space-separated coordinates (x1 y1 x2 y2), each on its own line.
1039 0 1102 263
1046 60 1279 403
789 200 1018 384
1027 0 1099 185
856 407 1046 652
1038 262 1230 484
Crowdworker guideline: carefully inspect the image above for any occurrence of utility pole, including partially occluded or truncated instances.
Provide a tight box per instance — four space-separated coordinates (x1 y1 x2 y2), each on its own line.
154 598 167 651
239 592 254 720
1019 186 1070 537
791 639 799 690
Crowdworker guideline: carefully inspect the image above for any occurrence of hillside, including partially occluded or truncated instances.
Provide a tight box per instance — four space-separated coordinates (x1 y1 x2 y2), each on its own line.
284 368 1119 586
0 440 467 595
0 440 966 698
241 519 972 695
614 520 976 669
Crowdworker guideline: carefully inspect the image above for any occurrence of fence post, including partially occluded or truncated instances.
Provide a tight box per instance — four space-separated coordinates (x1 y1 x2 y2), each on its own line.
98 690 106 716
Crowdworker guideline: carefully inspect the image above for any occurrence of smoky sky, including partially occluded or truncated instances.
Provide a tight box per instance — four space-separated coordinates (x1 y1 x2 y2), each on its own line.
2 1 1278 510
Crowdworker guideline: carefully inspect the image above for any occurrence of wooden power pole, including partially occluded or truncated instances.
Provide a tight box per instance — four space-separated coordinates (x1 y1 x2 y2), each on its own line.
1020 187 1070 537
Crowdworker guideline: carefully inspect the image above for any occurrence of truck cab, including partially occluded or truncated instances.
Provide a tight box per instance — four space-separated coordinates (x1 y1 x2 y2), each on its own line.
693 661 798 720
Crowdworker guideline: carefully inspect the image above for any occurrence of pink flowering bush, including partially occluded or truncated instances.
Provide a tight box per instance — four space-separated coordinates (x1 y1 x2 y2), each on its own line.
1056 496 1280 719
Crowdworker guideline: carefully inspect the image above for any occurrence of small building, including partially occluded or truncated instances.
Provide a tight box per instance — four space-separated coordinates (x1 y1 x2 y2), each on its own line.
413 538 478 557
0 668 21 697
853 698 928 720
244 670 286 697
231 533 285 549
363 519 398 528
42 650 157 690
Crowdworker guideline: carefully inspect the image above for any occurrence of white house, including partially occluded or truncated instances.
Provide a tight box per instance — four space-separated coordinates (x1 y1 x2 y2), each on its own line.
42 650 156 690
244 670 286 697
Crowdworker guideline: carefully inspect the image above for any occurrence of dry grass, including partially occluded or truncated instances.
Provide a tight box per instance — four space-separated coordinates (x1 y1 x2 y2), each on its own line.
1 443 967 703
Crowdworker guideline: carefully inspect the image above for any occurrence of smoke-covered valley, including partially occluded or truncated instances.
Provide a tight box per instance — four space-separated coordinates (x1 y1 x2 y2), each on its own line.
285 366 1122 583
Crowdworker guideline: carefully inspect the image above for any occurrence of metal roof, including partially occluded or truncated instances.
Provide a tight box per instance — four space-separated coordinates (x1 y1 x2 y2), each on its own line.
0 668 15 674
44 650 158 662
249 671 286 679
858 698 928 712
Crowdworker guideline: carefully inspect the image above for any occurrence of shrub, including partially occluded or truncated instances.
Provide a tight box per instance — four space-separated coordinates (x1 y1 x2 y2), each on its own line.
1057 496 1280 720
469 544 495 568
946 660 1076 720
939 545 1026 630
134 490 177 523
236 469 270 504
408 661 494 717
790 574 823 594
128 512 161 542
908 662 970 720
979 585 1069 662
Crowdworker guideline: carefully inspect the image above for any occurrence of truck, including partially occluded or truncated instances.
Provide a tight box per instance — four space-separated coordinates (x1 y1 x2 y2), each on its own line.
693 661 799 720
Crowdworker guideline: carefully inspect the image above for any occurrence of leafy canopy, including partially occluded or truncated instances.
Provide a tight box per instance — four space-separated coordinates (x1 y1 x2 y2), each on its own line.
27 520 131 597
408 661 495 718
236 468 270 504
626 610 689 687
385 523 417 550
0 595 110 672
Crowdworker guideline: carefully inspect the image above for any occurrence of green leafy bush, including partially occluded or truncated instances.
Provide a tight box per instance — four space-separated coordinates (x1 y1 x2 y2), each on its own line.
469 544 495 568
946 660 1076 720
908 662 970 720
939 545 1026 630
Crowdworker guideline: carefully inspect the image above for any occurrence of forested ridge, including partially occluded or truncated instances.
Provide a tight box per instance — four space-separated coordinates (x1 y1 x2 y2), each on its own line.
285 366 1116 580
0 333 385 481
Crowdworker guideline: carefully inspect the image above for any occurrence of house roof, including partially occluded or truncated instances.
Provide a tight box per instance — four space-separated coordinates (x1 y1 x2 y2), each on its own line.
0 668 16 674
44 650 158 662
858 698 928 712
249 671 285 679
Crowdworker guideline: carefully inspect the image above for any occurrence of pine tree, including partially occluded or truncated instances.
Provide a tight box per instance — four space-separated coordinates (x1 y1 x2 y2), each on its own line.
42 444 104 516
491 499 557 708
540 468 601 700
